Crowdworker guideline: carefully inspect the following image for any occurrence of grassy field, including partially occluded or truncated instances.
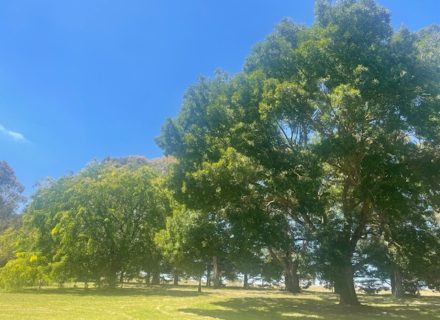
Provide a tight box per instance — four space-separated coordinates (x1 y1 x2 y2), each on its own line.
0 285 439 320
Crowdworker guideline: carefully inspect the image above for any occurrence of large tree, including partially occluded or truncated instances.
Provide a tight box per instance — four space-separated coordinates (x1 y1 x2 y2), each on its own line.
21 159 169 287
159 0 440 305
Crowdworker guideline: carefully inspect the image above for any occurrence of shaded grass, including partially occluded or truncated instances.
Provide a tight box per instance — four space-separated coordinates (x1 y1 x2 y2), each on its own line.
18 285 208 298
0 285 439 319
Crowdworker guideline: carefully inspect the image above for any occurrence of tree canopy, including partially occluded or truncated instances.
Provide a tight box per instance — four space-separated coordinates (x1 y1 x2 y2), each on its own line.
158 0 440 305
5 159 169 288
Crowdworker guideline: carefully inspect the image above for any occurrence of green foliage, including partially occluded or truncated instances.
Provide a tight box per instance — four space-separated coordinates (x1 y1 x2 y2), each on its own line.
159 0 440 305
0 161 24 231
0 227 19 267
14 160 170 287
156 205 230 278
0 252 48 290
1 0 439 306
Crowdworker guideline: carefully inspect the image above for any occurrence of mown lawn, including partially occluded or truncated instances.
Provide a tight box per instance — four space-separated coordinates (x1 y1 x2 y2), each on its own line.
0 285 439 319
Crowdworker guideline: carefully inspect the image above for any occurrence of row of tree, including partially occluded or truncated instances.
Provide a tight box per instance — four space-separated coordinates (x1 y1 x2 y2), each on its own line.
1 0 440 306
0 158 284 291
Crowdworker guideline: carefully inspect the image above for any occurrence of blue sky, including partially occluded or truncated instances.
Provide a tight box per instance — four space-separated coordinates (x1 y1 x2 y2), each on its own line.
0 0 439 198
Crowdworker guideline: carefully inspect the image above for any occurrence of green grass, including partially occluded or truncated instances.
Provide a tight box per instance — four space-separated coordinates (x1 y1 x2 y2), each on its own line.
0 285 439 319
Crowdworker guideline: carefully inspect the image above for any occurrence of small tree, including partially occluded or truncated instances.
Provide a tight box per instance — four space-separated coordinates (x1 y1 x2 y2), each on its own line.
0 252 48 290
22 159 169 287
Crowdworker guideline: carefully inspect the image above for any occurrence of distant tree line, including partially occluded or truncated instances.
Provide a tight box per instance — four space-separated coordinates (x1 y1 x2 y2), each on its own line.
1 0 440 306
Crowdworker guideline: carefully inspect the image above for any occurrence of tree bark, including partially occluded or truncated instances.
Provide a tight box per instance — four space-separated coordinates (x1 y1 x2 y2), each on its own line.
392 268 404 298
212 256 221 288
284 256 301 293
145 272 151 286
284 259 300 293
206 262 211 287
390 271 395 295
173 273 179 286
243 273 249 289
151 271 160 285
198 275 202 293
107 273 117 288
107 261 119 287
267 247 301 293
334 199 370 305
120 271 124 288
334 262 360 305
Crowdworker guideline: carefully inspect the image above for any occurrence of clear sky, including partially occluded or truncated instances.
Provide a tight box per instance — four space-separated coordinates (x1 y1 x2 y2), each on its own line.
0 0 439 198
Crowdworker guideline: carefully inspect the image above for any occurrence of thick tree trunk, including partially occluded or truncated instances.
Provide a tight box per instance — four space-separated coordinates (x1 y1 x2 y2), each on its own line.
151 271 160 285
284 259 300 293
120 271 125 288
392 268 404 298
212 256 221 288
390 271 395 295
173 273 179 286
335 199 371 305
243 273 249 289
334 262 360 305
267 246 300 293
145 272 151 286
107 273 118 288
107 261 119 287
198 275 202 293
206 262 211 287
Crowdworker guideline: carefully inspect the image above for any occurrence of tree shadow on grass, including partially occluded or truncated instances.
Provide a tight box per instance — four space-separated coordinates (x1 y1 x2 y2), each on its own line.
18 286 210 298
180 294 440 320
362 293 440 306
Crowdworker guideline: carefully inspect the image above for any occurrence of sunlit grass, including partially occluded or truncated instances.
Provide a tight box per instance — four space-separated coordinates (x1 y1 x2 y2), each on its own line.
0 284 439 319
